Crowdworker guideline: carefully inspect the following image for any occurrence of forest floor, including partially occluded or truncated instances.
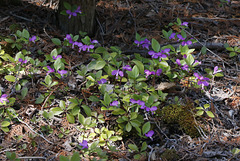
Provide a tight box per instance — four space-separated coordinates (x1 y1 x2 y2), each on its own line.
0 0 240 160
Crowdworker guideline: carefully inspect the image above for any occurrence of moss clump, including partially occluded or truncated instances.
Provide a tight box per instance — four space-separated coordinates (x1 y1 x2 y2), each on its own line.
160 104 200 137
160 149 179 161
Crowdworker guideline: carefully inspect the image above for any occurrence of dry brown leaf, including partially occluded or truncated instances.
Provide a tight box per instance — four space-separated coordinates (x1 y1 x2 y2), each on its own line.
155 82 176 91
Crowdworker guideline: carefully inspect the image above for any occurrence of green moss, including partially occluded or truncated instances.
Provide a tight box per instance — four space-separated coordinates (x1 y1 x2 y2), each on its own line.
160 104 200 137
160 149 179 161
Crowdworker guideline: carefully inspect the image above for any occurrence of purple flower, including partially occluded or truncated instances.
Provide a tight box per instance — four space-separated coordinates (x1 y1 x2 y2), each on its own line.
112 69 124 79
130 99 138 104
46 66 55 75
79 140 88 149
18 58 27 64
52 55 62 60
91 39 98 44
65 34 73 44
75 6 82 14
0 94 9 103
148 51 158 59
145 106 157 112
183 54 187 59
181 40 192 46
157 52 167 60
122 65 132 71
80 45 88 51
193 60 201 66
58 70 68 77
181 64 189 71
110 101 119 106
162 48 170 55
137 100 145 106
181 22 188 27
156 69 162 76
141 39 151 49
145 130 154 137
29 36 36 43
177 34 185 41
194 73 209 89
66 10 77 19
213 66 222 75
97 79 107 84
144 70 155 78
169 33 176 39
134 40 143 47
176 59 181 66
87 45 94 51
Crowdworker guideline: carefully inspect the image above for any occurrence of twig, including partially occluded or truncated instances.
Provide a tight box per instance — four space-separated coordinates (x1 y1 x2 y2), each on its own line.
16 116 54 144
9 11 32 22
18 156 46 159
41 87 58 111
0 16 10 23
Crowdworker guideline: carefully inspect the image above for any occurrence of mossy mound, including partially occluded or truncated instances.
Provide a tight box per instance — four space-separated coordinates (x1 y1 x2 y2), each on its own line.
160 104 200 137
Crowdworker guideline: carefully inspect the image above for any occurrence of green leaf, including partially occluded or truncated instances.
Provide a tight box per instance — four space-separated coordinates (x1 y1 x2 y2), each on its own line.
59 100 66 110
84 117 91 126
126 122 132 132
59 155 69 161
132 65 139 79
63 2 71 10
70 152 81 161
196 110 204 116
21 87 28 99
89 141 99 150
130 112 138 120
136 32 141 41
51 38 61 46
35 94 45 104
5 38 14 43
95 47 107 54
201 46 207 54
203 104 210 109
78 113 85 124
186 54 195 66
132 60 144 74
1 121 10 127
128 144 139 152
45 75 52 85
141 142 147 152
151 38 160 52
142 122 151 134
22 29 29 39
95 59 106 70
229 52 236 57
226 47 234 51
1 127 9 132
104 92 111 106
112 108 126 115
54 58 63 71
5 75 16 82
130 120 141 128
67 114 75 123
231 148 240 155
82 105 91 116
206 111 214 118
51 107 64 115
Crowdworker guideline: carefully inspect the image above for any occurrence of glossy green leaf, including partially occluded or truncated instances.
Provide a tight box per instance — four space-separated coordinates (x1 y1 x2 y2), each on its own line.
206 111 214 118
142 122 150 134
151 38 160 52
126 122 132 132
70 152 81 161
5 75 16 82
1 121 10 127
51 38 61 46
67 114 75 123
128 144 139 152
21 87 28 99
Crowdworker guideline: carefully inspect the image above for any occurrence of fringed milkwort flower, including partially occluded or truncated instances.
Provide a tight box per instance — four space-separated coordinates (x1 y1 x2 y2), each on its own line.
122 65 132 71
181 64 189 71
156 69 162 76
148 51 159 59
18 58 27 64
58 70 68 77
112 69 124 79
183 54 187 59
145 130 154 138
181 40 192 46
66 10 77 19
46 66 55 75
181 22 188 27
176 59 181 66
194 73 209 89
169 33 176 39
193 60 201 66
177 34 185 41
97 79 107 84
0 94 9 103
75 6 82 14
144 70 155 78
110 101 119 107
79 140 88 149
52 55 62 60
134 38 151 49
130 99 145 108
145 106 158 112
29 36 36 43
213 66 222 75
161 48 170 56
65 34 73 44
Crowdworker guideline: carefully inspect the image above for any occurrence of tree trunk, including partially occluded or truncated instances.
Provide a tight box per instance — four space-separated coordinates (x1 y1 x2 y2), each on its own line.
57 0 96 36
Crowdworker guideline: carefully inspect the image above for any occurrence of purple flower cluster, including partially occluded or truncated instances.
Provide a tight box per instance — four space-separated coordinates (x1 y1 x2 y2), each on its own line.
194 73 209 89
79 140 88 149
65 34 98 52
0 94 8 103
97 79 107 84
52 55 62 60
176 59 189 71
148 48 170 60
66 6 82 19
18 58 27 64
144 69 162 78
46 66 55 75
130 99 157 113
134 39 151 49
46 66 67 77
112 69 124 79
